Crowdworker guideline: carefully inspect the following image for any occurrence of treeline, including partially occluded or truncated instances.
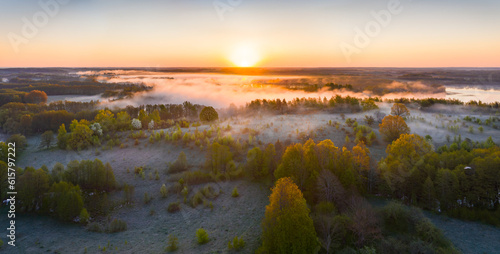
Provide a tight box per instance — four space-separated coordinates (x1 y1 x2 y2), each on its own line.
2 79 151 95
0 79 152 107
244 95 379 114
390 97 500 109
0 155 116 223
283 82 354 92
0 101 206 135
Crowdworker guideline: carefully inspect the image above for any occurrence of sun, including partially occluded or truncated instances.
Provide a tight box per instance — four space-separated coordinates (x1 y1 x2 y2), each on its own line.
229 45 260 67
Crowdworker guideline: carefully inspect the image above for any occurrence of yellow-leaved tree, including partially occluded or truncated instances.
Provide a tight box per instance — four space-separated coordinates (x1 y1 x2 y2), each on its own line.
259 177 318 254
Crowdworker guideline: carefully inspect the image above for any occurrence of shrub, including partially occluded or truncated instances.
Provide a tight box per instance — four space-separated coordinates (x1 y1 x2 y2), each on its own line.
416 218 449 247
183 170 213 185
86 222 103 232
123 184 135 204
166 234 179 252
144 192 152 204
79 208 90 224
196 228 210 244
228 236 245 251
232 187 239 197
201 184 219 199
169 152 188 173
168 202 181 213
160 184 168 198
108 219 127 233
191 190 204 207
381 201 412 233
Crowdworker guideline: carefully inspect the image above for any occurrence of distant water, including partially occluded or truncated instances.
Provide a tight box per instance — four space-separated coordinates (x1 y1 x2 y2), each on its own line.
445 88 500 104
46 94 103 103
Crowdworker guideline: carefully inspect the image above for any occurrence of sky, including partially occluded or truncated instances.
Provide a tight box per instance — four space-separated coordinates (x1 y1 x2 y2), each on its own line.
1 0 499 68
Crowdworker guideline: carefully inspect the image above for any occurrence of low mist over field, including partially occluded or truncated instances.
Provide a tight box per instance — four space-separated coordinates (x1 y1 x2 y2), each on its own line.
72 68 500 108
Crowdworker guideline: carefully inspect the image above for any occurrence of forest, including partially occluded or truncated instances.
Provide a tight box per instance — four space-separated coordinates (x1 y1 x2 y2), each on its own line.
0 87 499 253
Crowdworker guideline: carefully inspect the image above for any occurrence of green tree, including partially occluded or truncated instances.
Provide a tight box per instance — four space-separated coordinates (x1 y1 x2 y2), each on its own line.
68 119 94 150
7 134 27 152
199 106 218 122
40 130 54 149
263 143 277 176
422 177 436 210
435 168 459 210
379 134 432 199
206 142 233 174
18 167 50 211
57 124 68 149
260 177 318 254
246 146 264 178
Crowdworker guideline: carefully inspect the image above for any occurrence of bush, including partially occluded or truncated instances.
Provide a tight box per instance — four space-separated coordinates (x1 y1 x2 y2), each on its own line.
228 236 245 251
182 170 213 185
166 234 179 252
160 184 168 198
416 218 449 247
191 190 204 207
196 228 210 244
169 152 188 174
381 201 412 233
167 202 181 213
232 187 239 197
86 222 103 232
144 192 152 204
201 184 220 199
79 208 90 224
108 219 127 233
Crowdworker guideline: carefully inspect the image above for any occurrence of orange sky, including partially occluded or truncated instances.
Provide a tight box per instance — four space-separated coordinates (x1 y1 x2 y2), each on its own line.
1 0 499 67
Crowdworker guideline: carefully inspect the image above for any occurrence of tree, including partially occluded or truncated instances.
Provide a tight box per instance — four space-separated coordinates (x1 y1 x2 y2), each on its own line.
316 170 346 209
20 114 32 135
422 177 436 210
391 103 410 117
379 134 432 199
40 130 54 149
347 196 381 247
24 90 48 104
199 106 218 122
68 119 94 150
43 181 84 222
7 134 27 151
435 168 459 210
18 167 50 211
260 177 318 254
263 143 277 176
352 143 371 192
57 124 68 149
246 147 264 178
206 142 233 174
379 115 410 142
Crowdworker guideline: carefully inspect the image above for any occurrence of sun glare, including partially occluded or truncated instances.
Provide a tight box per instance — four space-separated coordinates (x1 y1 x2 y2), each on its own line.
230 45 260 67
